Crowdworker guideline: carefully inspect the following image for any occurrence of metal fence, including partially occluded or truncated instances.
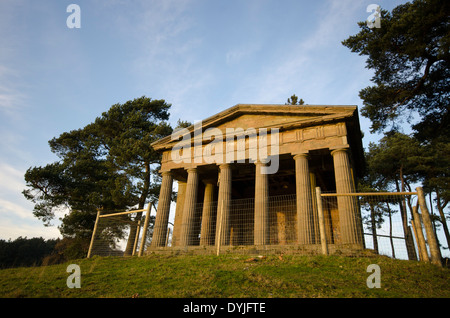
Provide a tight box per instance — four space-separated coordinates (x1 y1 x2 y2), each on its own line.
320 191 414 260
317 187 442 266
87 187 443 266
87 205 154 258
178 195 298 248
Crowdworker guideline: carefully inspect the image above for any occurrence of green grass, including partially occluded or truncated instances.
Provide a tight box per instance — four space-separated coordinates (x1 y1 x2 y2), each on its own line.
0 253 449 298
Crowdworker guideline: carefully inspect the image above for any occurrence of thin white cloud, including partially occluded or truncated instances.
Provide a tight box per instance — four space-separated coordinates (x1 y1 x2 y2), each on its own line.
0 216 61 240
0 163 35 223
0 65 26 119
0 92 23 115
226 43 261 65
0 0 30 120
104 0 195 59
0 161 67 239
0 199 32 220
107 0 215 121
229 0 367 105
0 162 24 194
299 0 364 51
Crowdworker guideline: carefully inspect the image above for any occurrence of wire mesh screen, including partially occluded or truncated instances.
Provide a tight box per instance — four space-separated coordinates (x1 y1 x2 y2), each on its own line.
88 210 151 257
172 195 298 250
268 195 297 245
88 192 432 260
167 192 423 258
321 192 421 260
360 193 421 260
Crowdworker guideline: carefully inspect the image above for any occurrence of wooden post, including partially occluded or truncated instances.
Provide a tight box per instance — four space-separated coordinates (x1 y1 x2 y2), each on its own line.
87 208 102 258
411 205 429 262
138 203 153 257
132 221 141 256
410 221 421 260
416 187 442 267
165 227 171 247
315 187 328 255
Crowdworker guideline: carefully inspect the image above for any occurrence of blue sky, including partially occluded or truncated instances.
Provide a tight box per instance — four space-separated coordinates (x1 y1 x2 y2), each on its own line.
0 0 411 241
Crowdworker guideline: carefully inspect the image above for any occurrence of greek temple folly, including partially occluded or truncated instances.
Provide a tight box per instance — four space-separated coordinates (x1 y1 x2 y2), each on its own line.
149 104 365 254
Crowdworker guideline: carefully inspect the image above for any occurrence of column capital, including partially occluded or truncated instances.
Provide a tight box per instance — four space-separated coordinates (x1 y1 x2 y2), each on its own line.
202 178 216 186
186 167 197 172
330 146 350 156
219 163 231 170
160 170 172 177
293 152 309 160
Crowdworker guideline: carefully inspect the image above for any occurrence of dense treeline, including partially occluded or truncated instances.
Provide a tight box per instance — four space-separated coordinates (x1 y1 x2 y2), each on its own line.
0 236 90 269
0 237 57 268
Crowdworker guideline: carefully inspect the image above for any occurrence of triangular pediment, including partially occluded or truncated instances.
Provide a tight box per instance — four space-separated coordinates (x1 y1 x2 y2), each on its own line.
152 104 358 150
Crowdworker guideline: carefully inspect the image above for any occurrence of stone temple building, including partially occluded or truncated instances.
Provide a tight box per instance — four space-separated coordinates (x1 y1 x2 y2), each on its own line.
149 104 365 253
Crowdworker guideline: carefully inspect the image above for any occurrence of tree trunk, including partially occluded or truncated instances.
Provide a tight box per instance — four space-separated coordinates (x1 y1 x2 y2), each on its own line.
124 162 151 256
370 204 379 254
386 202 396 259
396 176 417 260
436 190 450 249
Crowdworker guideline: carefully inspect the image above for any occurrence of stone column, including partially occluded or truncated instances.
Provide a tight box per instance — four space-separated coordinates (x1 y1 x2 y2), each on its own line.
171 180 186 247
151 171 173 247
216 164 232 246
254 160 269 246
180 168 199 247
331 148 363 246
294 153 315 245
200 180 216 246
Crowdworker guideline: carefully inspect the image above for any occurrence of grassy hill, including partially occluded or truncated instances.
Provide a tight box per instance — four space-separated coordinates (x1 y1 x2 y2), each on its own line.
0 253 449 298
